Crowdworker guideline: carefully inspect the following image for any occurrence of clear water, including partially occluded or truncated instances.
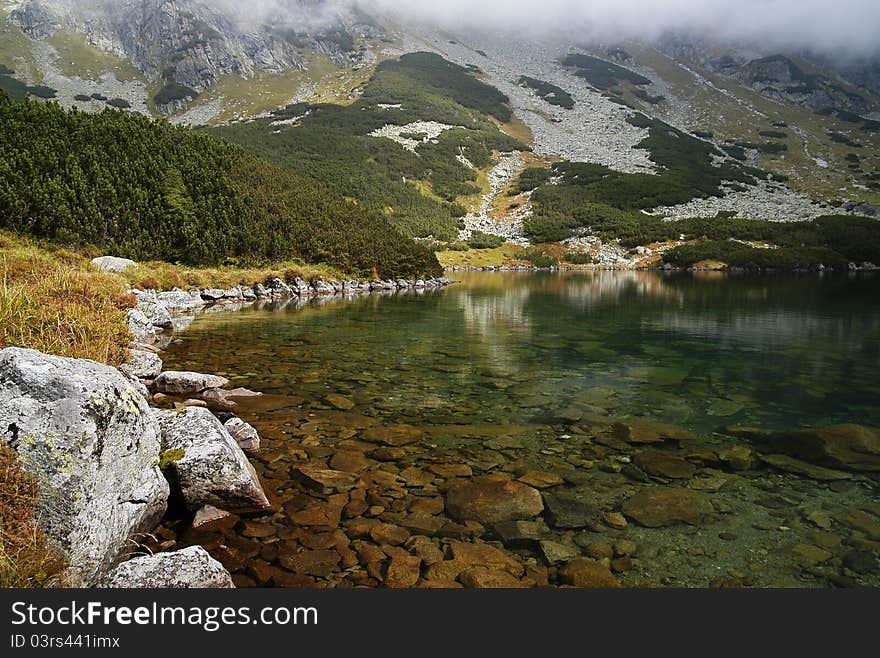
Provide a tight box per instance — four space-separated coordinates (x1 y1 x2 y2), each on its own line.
160 271 880 587
165 271 880 435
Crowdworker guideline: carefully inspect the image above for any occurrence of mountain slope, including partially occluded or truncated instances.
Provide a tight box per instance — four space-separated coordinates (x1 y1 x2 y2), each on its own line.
0 92 441 277
3 1 878 269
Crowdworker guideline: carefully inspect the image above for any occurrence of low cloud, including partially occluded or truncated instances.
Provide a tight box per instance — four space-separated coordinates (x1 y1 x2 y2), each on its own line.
361 0 880 59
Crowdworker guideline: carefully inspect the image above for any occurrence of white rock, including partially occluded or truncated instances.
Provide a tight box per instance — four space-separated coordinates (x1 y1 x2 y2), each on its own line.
153 371 230 394
154 407 270 511
133 291 173 328
126 308 156 344
99 546 234 588
120 349 163 379
91 256 136 273
0 348 169 586
157 289 206 313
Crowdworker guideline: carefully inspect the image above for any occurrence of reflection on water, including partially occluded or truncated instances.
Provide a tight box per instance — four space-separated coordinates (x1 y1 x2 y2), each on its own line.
167 270 880 433
159 271 880 588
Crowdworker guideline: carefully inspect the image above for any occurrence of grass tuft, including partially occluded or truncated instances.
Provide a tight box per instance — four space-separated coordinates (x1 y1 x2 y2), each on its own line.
0 443 66 588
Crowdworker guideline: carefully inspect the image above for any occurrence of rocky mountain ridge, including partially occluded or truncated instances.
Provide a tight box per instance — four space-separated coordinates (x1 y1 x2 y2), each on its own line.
6 0 377 112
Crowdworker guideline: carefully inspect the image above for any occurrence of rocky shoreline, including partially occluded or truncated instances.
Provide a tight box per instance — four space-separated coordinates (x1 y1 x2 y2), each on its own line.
0 265 454 588
3 266 879 589
445 262 880 273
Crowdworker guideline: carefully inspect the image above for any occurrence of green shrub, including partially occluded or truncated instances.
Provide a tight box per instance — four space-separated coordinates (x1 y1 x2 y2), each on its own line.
562 53 651 90
565 252 594 264
153 81 199 108
467 231 505 249
0 92 442 279
518 76 574 109
518 248 558 267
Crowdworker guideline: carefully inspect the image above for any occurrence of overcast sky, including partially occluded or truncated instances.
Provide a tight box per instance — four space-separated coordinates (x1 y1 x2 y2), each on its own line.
64 0 880 59
358 0 880 58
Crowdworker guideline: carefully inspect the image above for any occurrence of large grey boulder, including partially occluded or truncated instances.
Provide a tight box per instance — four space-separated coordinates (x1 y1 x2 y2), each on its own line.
126 308 156 344
100 546 234 588
0 348 169 586
133 291 173 329
154 407 270 511
120 349 163 379
153 371 230 395
92 256 136 273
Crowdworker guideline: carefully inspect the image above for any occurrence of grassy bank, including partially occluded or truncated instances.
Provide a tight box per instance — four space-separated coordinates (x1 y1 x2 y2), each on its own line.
0 232 133 367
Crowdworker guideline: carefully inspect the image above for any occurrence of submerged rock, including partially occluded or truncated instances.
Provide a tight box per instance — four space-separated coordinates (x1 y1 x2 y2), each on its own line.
760 453 852 481
154 407 270 511
100 546 234 588
360 424 422 446
559 558 621 588
153 370 230 395
633 451 697 479
445 475 544 524
762 425 880 472
622 488 714 527
0 347 169 586
542 489 598 529
612 419 699 444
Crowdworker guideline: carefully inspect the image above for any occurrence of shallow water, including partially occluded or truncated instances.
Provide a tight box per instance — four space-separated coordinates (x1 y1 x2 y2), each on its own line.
161 271 880 587
167 271 880 433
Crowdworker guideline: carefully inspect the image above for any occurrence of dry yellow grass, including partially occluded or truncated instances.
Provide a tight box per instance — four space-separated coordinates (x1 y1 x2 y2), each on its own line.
0 232 133 367
123 259 346 292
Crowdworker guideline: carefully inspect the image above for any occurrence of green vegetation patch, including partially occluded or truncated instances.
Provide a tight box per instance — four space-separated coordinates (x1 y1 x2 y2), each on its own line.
522 113 770 243
214 51 523 241
153 81 200 108
467 231 506 249
0 93 440 279
518 76 574 109
0 73 57 102
562 53 651 90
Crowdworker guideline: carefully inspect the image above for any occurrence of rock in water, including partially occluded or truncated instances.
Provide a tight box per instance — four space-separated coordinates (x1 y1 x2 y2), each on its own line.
622 488 714 527
154 407 270 511
0 347 169 586
612 419 699 444
224 417 260 453
91 256 135 272
760 454 852 481
633 451 697 479
120 349 163 379
542 489 598 529
153 371 230 395
100 546 234 588
133 291 173 329
559 558 621 588
445 475 544 524
763 425 880 472
126 308 156 344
